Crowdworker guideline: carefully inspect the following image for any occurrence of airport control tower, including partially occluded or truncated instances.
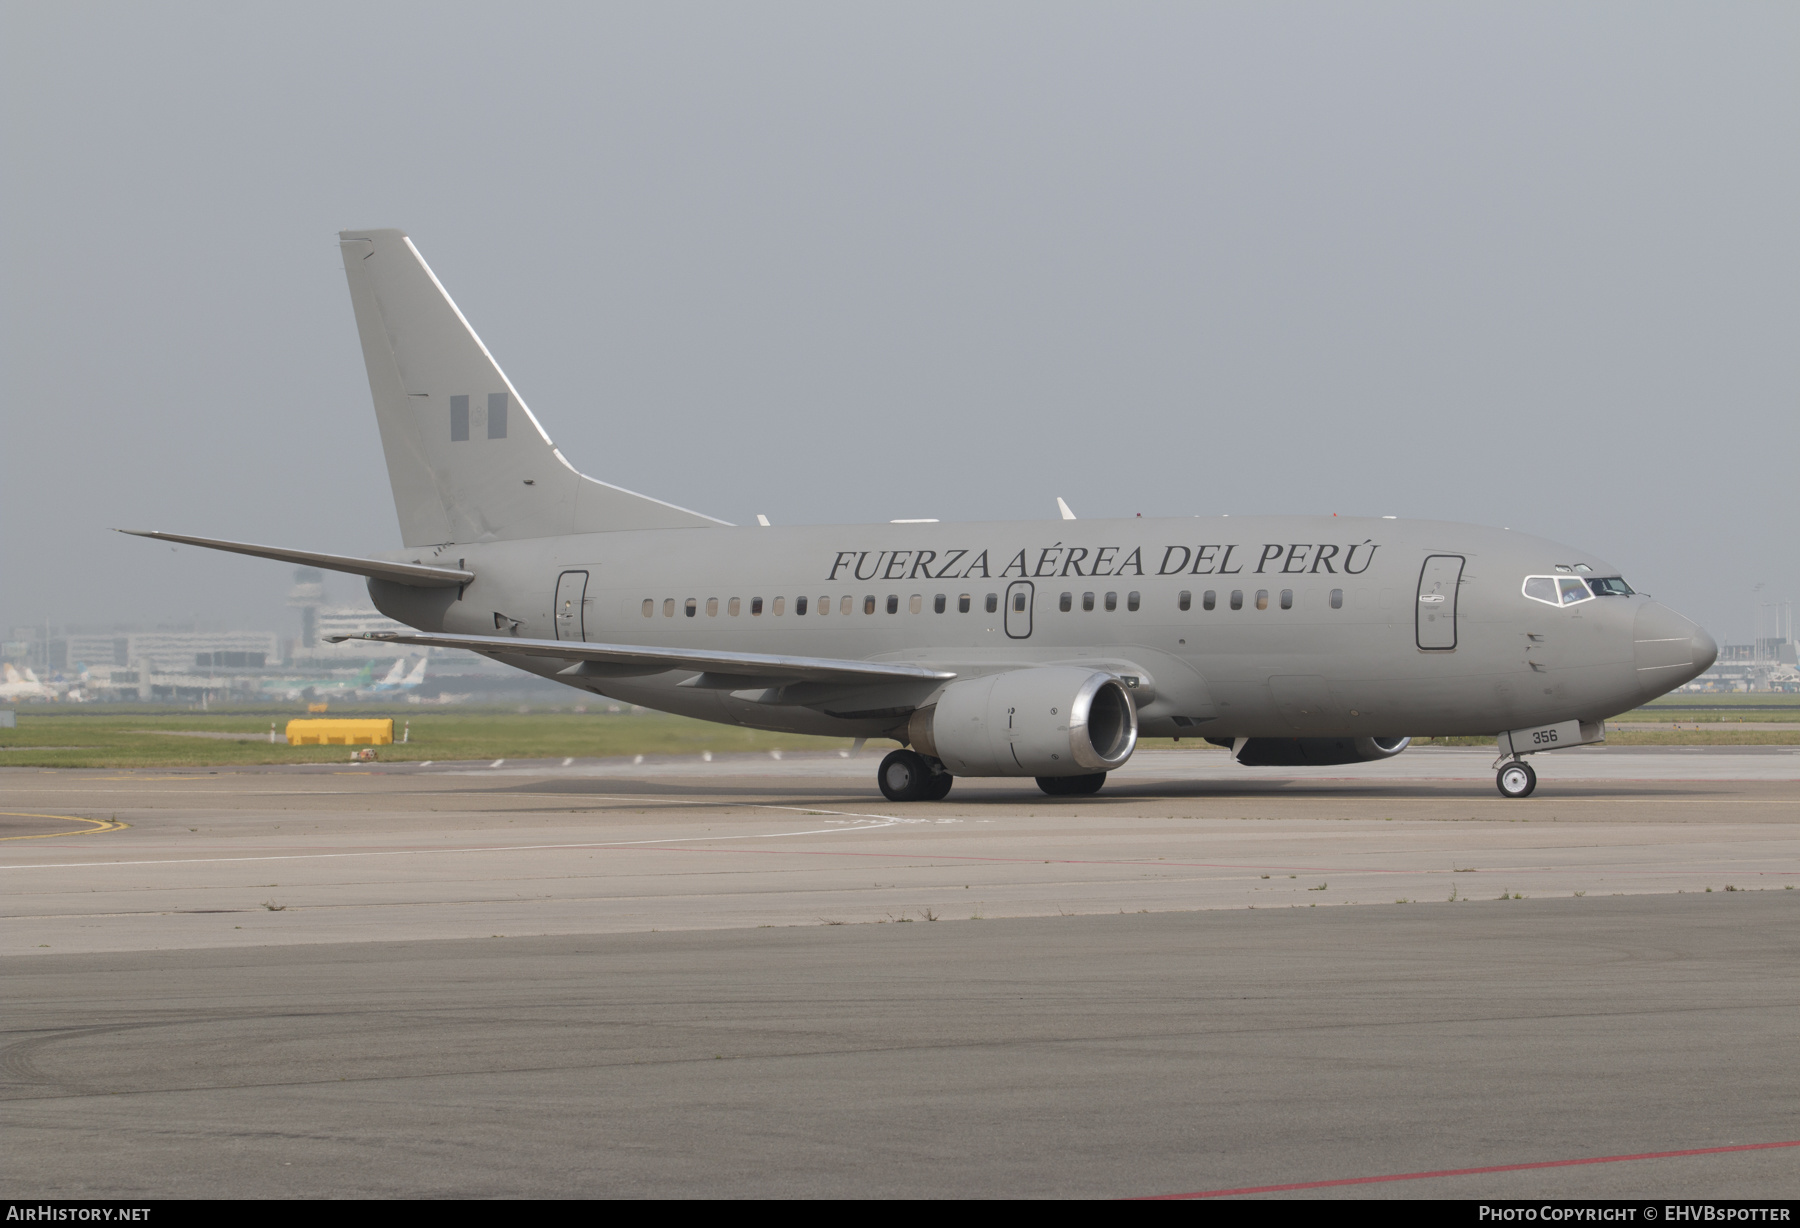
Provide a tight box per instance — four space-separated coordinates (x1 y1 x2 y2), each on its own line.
287 567 325 651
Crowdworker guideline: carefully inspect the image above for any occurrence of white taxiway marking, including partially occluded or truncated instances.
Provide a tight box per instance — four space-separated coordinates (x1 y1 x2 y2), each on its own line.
0 799 909 872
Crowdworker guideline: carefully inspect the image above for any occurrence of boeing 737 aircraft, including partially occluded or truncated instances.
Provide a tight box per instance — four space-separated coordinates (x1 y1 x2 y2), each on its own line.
125 230 1718 800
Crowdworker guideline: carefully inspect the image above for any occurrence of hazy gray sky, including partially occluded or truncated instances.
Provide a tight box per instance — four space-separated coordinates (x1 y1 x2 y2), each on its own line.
4 2 1795 644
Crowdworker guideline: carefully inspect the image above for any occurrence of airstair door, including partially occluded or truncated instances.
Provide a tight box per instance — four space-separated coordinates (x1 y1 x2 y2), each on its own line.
1005 581 1034 639
555 570 589 641
1416 555 1464 650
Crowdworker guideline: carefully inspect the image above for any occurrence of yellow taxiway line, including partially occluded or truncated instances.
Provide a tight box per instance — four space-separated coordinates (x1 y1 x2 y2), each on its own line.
0 811 130 841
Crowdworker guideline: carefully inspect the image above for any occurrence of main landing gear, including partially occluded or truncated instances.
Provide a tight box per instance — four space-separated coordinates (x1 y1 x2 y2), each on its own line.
878 749 954 802
1496 759 1537 799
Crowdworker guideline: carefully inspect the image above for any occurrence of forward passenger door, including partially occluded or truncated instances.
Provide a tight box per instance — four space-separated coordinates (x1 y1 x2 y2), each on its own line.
1416 555 1464 650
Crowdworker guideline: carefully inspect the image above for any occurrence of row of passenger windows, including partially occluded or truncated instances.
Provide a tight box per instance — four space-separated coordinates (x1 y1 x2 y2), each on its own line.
641 588 1348 617
645 594 989 618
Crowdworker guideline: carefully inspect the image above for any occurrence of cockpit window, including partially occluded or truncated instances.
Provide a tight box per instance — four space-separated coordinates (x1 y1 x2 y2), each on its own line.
1523 575 1602 607
1587 577 1633 596
1558 577 1593 605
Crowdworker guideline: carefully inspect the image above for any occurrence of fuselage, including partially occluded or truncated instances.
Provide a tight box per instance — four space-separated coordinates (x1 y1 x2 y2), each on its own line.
368 513 1717 742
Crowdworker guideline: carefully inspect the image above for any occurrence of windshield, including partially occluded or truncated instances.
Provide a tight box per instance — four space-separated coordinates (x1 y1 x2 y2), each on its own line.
1557 577 1593 605
1523 574 1606 607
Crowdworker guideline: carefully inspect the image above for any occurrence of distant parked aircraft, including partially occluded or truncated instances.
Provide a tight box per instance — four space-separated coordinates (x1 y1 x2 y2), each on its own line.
363 656 428 695
0 663 53 702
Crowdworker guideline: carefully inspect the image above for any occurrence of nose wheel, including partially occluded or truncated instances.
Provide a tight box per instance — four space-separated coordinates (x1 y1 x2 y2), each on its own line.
1496 760 1537 799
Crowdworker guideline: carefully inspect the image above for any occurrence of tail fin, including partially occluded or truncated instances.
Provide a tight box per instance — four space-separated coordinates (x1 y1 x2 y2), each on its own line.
338 229 724 546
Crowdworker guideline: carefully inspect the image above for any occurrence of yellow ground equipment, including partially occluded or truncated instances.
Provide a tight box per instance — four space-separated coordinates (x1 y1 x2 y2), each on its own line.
286 718 394 746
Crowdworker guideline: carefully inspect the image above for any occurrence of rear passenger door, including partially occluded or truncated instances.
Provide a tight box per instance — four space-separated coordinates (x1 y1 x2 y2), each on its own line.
555 570 589 641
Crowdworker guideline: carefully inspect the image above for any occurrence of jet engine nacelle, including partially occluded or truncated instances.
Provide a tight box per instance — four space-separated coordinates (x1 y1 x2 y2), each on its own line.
908 667 1138 777
1229 736 1411 767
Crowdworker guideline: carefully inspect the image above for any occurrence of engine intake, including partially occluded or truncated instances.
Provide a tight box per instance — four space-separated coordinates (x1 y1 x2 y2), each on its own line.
1227 736 1411 767
908 667 1137 777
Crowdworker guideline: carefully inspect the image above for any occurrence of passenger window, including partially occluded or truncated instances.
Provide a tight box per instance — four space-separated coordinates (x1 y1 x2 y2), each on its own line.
1558 577 1594 605
1522 576 1559 606
841 595 853 615
685 598 698 618
773 597 785 616
728 597 740 616
1329 589 1343 610
985 593 998 614
935 594 946 614
1203 590 1216 611
865 595 877 615
958 594 971 613
1060 592 1072 612
642 599 653 618
1127 591 1140 612
1178 590 1191 611
751 597 763 616
1279 589 1292 610
1104 592 1117 611
663 598 675 617
1230 590 1243 611
795 596 808 615
1083 592 1095 611
891 595 903 614
1255 590 1269 611
706 597 718 617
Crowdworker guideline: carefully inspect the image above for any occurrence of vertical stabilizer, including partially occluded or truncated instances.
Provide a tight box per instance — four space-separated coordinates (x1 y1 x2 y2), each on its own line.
339 229 724 546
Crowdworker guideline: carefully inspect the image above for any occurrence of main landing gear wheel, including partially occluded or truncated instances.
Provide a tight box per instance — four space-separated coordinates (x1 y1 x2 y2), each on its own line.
1036 772 1107 796
879 749 944 802
1497 760 1537 799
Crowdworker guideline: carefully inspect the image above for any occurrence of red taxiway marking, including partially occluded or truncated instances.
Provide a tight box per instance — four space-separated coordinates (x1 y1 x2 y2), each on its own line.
1145 1139 1800 1199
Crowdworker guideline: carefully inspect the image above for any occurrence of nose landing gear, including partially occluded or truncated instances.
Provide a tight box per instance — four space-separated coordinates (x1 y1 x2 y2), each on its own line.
878 749 955 802
1496 759 1537 799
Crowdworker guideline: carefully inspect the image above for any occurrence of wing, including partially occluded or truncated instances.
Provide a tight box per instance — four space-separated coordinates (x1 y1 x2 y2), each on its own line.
327 630 957 688
118 530 472 588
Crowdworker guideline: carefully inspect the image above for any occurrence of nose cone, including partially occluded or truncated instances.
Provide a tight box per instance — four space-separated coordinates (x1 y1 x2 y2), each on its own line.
1633 602 1713 697
1690 624 1718 673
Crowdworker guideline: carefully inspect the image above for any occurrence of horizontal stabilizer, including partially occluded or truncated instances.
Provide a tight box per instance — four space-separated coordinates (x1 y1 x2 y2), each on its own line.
118 530 473 588
328 631 957 687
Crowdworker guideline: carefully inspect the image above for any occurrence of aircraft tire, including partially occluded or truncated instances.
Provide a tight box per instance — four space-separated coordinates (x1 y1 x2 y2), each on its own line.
1036 772 1106 796
1496 760 1537 799
922 771 954 801
878 749 932 802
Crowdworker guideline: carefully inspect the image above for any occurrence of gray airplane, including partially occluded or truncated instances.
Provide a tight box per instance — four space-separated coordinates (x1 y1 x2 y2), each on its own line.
126 229 1718 801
